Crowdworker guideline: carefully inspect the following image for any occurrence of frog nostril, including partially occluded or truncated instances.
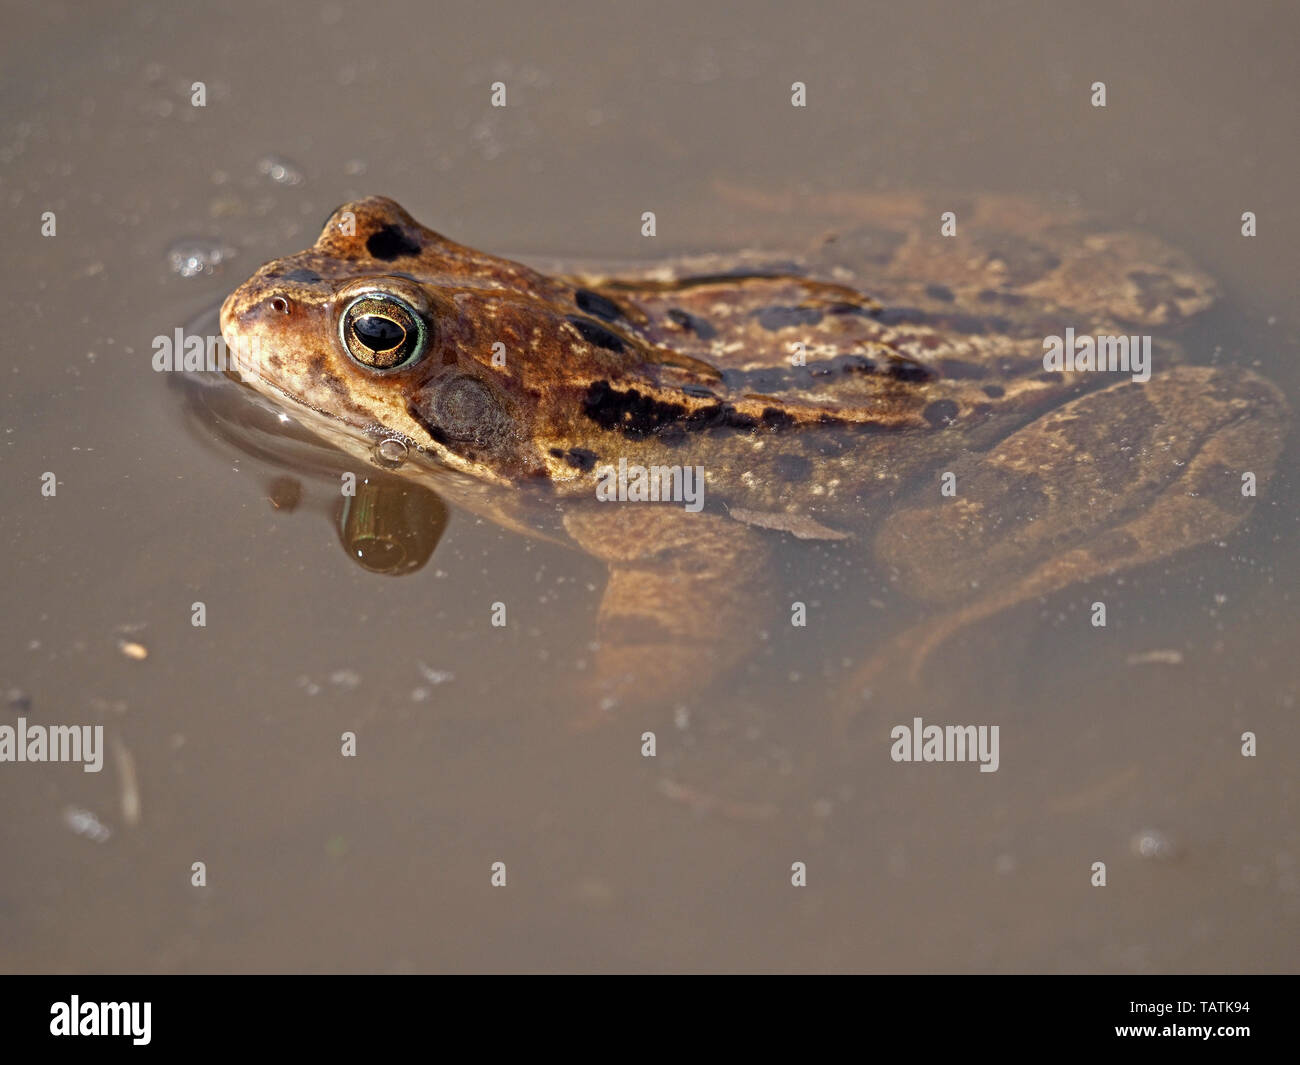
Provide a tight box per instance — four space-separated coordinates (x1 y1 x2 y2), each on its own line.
270 296 291 315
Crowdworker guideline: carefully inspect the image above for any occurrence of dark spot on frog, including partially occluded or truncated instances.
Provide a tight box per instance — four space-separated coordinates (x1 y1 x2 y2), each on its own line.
755 305 824 331
567 315 626 354
761 407 796 430
684 404 759 434
923 399 960 427
887 359 934 383
366 225 422 261
584 381 779 440
666 307 717 340
584 381 685 438
280 268 323 284
574 288 625 323
982 384 1005 398
549 446 599 472
772 453 812 481
826 301 878 318
925 283 955 302
835 354 877 374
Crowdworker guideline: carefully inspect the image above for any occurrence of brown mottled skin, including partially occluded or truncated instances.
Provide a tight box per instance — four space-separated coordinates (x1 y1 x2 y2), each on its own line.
220 195 1287 705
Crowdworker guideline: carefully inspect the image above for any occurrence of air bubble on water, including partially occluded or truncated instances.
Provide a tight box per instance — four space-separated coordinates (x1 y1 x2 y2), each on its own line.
167 238 236 278
257 154 305 187
377 438 408 466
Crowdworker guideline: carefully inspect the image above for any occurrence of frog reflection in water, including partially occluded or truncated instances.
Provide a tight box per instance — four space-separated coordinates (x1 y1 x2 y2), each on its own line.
220 195 1287 710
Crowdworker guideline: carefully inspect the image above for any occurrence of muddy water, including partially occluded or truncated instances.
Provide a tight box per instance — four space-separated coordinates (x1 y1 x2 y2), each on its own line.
1 0 1297 972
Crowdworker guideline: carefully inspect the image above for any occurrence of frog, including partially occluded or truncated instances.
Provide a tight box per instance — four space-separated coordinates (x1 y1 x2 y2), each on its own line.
218 194 1288 716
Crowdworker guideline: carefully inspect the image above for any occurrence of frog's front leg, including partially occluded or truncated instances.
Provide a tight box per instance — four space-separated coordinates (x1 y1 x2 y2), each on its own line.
561 506 774 718
848 365 1288 705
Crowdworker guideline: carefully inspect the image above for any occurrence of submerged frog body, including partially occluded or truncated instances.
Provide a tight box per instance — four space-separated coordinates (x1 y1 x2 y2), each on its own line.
220 195 1287 707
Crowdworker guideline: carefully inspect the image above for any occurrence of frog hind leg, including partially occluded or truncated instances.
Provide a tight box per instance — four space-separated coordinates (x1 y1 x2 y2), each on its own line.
562 507 774 723
846 366 1288 708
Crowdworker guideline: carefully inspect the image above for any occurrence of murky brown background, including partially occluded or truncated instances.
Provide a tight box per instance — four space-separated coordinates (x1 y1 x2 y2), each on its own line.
2 0 1296 972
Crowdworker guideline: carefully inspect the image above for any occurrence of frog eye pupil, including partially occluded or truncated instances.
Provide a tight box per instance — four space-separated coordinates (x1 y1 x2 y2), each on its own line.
340 293 429 370
354 314 405 352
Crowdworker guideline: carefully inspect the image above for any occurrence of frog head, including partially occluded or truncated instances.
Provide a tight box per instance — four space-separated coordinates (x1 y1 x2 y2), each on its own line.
220 196 654 485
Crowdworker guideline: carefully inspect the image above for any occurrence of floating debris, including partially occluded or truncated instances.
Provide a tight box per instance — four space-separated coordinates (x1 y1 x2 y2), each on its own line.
417 662 454 686
118 640 148 661
63 806 111 843
111 734 141 827
267 476 303 512
1126 649 1184 666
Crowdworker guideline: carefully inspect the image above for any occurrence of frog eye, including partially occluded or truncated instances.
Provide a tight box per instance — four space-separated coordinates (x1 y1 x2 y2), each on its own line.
339 293 428 371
